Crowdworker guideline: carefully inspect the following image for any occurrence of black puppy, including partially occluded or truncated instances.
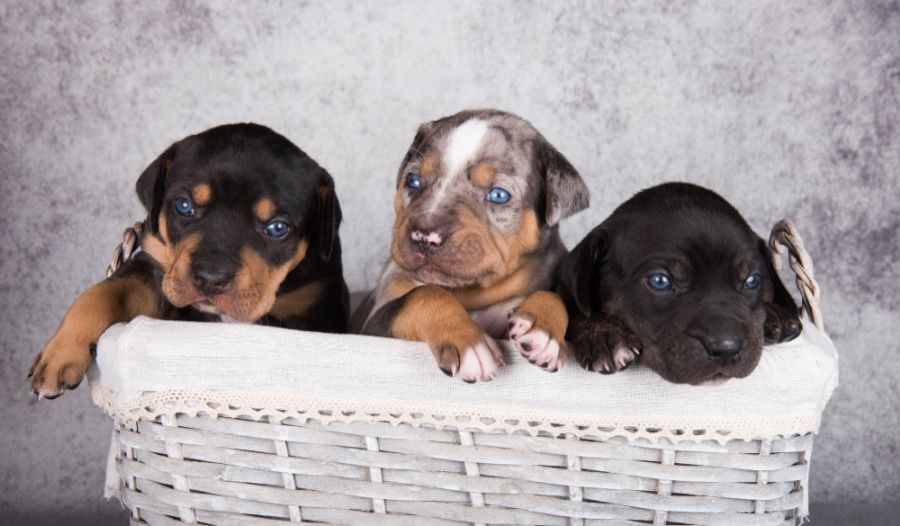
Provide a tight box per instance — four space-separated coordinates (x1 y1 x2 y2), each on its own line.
557 182 801 384
30 123 350 399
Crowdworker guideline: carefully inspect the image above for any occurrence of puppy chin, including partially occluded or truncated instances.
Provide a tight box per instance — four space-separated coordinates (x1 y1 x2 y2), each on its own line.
643 341 762 385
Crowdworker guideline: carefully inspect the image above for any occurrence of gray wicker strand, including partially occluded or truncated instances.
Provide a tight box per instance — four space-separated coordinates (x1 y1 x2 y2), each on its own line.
102 217 823 525
269 415 304 522
107 221 145 278
768 219 822 330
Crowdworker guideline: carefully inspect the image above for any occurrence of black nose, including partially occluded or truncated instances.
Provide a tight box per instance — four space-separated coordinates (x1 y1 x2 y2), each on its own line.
192 267 234 295
703 336 745 362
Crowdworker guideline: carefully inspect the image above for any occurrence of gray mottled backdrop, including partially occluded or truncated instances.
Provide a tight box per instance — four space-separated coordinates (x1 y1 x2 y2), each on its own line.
1 0 898 521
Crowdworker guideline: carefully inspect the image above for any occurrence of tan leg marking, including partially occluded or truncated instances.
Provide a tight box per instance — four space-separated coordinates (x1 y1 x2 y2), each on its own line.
509 291 569 372
29 276 160 398
391 285 502 380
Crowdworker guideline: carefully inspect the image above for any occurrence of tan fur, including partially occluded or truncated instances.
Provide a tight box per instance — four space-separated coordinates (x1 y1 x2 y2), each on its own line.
253 198 277 222
192 183 212 206
391 285 485 371
453 265 533 310
420 154 437 178
226 239 309 322
472 162 495 187
30 276 160 395
269 279 326 320
514 290 569 345
160 233 202 307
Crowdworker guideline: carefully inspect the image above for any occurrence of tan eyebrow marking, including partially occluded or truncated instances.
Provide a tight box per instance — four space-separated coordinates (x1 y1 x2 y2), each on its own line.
253 198 277 221
472 161 496 188
191 183 212 206
420 154 437 178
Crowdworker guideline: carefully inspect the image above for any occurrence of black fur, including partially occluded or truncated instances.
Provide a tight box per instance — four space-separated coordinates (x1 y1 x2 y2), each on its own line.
130 123 349 332
557 182 801 384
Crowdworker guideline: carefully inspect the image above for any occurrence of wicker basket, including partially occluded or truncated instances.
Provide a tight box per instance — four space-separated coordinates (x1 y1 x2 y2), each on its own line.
89 220 837 525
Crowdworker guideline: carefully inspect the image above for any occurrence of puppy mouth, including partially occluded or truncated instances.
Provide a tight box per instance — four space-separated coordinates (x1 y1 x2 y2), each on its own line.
413 263 481 288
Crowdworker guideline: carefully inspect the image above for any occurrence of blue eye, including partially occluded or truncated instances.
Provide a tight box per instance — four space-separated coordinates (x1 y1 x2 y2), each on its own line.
743 273 761 289
264 220 291 238
405 172 421 190
486 187 511 204
174 197 195 216
647 272 673 291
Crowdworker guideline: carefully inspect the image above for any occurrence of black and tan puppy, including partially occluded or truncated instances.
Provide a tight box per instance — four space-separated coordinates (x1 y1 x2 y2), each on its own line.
353 109 589 381
29 123 350 399
557 182 801 384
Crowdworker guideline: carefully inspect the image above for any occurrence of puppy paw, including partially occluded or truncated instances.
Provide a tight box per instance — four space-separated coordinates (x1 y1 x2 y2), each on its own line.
432 323 504 383
508 291 568 373
573 321 642 374
28 334 95 400
508 313 564 372
764 304 802 344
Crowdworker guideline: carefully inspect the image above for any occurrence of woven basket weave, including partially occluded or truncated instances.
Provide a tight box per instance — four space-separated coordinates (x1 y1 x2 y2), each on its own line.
93 219 834 526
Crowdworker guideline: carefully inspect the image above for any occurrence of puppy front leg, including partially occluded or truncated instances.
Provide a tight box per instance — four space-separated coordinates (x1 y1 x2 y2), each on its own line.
568 314 642 374
363 285 503 382
29 270 162 398
508 291 568 372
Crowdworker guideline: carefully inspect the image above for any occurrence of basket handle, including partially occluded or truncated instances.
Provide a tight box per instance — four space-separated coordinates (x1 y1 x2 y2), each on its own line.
106 221 145 278
768 219 823 331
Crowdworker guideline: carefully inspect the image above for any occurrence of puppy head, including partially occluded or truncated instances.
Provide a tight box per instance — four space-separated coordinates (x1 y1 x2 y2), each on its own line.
391 109 589 288
560 182 799 384
136 123 340 322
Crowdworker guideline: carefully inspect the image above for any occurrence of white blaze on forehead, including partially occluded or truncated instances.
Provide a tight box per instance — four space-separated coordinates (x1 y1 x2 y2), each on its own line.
444 118 489 176
426 118 489 214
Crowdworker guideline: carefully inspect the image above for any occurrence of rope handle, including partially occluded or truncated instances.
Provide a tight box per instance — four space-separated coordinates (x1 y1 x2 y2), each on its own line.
106 221 145 278
768 219 823 331
104 218 824 331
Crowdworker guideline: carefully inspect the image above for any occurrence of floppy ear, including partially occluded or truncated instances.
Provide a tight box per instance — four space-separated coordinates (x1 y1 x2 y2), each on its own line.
535 138 590 226
316 168 342 262
395 121 435 188
556 226 606 318
135 145 175 235
757 238 799 314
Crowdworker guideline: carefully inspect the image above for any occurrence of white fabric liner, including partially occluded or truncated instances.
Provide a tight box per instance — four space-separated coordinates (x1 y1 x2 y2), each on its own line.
89 315 838 444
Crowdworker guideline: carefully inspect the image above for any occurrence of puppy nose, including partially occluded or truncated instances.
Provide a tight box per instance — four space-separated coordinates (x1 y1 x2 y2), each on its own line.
704 336 745 362
192 267 234 295
409 216 449 253
410 229 445 248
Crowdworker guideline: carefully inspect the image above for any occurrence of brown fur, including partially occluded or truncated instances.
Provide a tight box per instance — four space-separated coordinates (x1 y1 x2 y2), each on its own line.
390 285 485 372
472 162 495 188
253 198 277 222
269 279 326 320
192 183 212 206
513 290 568 346
29 276 160 397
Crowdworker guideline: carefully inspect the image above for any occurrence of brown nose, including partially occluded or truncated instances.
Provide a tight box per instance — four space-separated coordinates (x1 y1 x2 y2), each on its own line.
410 216 449 254
192 267 234 295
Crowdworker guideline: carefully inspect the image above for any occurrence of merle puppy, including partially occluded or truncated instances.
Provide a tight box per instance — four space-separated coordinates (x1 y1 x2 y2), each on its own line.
557 182 801 384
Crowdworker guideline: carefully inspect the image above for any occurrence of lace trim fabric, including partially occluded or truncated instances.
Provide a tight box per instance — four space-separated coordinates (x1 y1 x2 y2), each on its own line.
91 384 822 444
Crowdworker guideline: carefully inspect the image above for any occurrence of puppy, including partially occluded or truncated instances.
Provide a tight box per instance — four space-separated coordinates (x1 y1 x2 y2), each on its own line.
353 109 589 381
29 123 350 399
557 182 801 384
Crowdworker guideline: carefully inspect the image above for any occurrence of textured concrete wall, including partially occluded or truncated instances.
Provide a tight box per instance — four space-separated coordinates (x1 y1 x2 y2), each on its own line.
1 0 898 516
